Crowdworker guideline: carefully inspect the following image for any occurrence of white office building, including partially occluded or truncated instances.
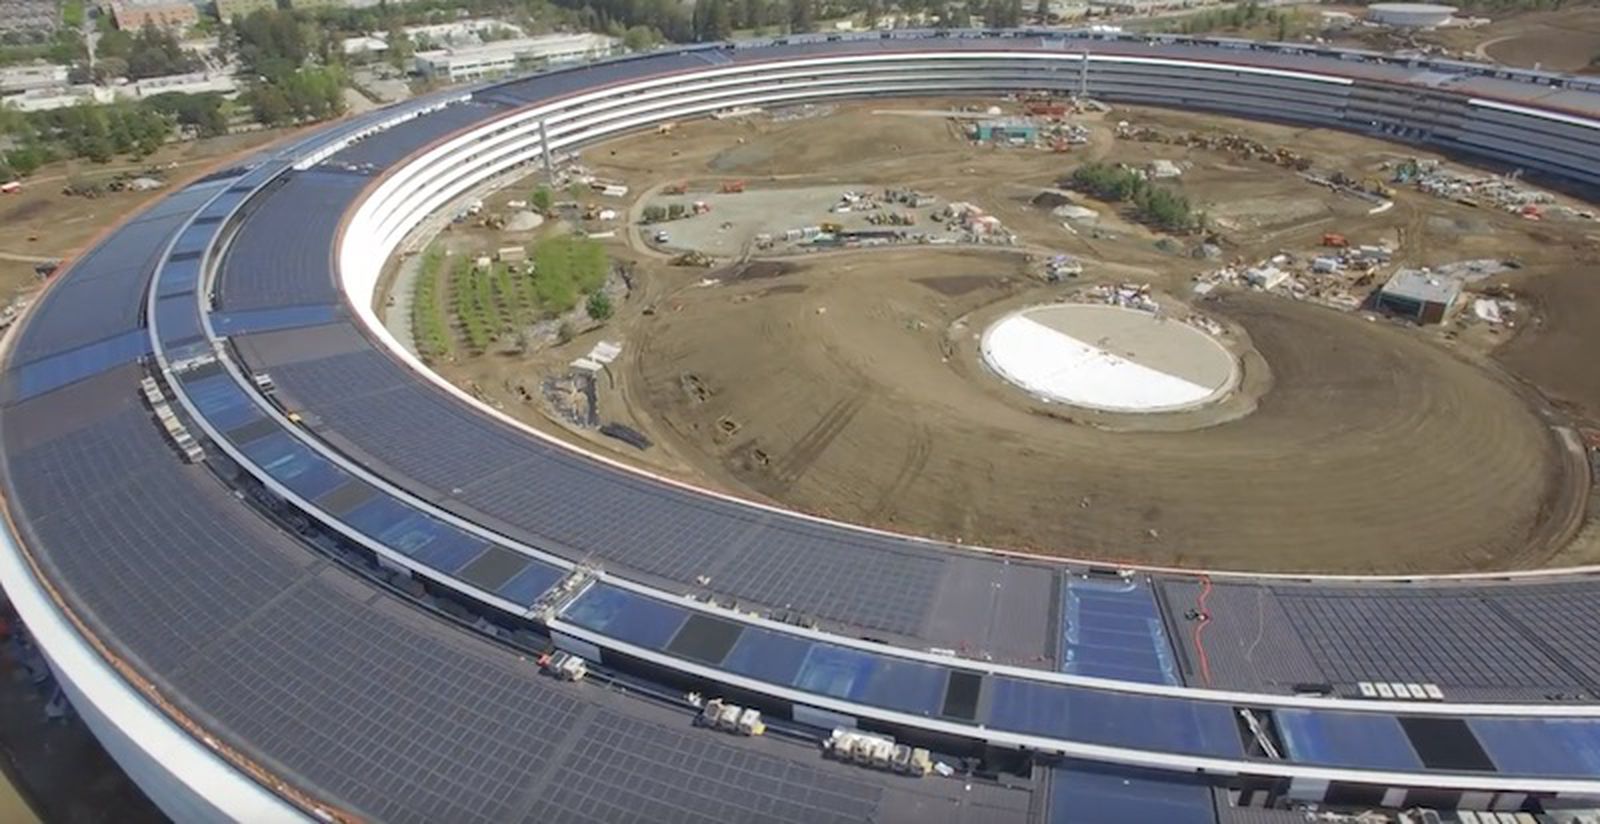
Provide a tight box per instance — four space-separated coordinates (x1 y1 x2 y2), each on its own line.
413 33 618 83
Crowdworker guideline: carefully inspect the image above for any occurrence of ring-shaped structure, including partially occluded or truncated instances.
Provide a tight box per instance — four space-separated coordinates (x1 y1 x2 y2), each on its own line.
3 30 1600 823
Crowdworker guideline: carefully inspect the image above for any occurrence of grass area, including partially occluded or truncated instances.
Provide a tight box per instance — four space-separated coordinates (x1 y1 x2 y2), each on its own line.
441 234 610 356
412 245 453 362
1139 2 1318 40
532 234 608 314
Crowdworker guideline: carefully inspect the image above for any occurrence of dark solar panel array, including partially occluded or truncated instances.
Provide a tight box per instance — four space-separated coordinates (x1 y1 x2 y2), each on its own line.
176 576 587 824
520 709 885 824
1481 582 1600 690
262 347 948 635
333 101 513 168
1273 586 1588 699
0 368 958 823
482 54 714 106
707 520 943 635
2 371 306 675
9 213 184 365
218 172 364 311
1155 580 1326 692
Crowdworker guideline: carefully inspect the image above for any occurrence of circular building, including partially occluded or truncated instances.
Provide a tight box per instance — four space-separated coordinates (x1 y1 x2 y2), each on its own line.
1366 2 1457 27
980 303 1239 413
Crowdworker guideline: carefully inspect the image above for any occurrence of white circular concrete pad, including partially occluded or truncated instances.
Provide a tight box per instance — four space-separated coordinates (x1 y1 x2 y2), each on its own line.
981 303 1239 413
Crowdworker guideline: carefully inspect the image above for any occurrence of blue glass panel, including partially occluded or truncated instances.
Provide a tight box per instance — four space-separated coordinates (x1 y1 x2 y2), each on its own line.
181 373 266 431
1048 764 1215 824
238 430 347 499
155 294 206 346
1060 576 1178 686
721 627 813 686
794 644 878 700
1276 709 1422 770
494 562 564 605
342 495 418 539
984 678 1242 758
212 305 343 337
340 496 485 568
9 331 151 402
562 584 688 651
155 256 203 298
195 187 251 223
1470 718 1600 778
171 222 219 258
856 656 948 717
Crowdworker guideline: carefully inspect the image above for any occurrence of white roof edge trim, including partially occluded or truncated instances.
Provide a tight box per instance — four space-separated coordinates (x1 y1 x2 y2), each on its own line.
1469 97 1600 131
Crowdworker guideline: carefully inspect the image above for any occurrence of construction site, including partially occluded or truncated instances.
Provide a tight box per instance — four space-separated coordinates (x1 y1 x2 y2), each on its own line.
401 95 1600 574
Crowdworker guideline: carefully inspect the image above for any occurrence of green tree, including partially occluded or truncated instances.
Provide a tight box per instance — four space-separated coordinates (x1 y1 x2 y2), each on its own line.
622 25 660 51
708 0 732 40
586 291 613 321
245 84 292 125
386 27 414 71
789 0 813 32
61 0 85 29
530 185 554 214
124 22 200 80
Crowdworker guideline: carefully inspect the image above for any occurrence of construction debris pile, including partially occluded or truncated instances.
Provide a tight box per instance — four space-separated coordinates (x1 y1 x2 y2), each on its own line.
1194 234 1524 327
539 372 599 427
1194 235 1398 311
769 103 835 122
1039 254 1083 282
1083 282 1160 313
1388 157 1590 219
748 190 1015 254
965 95 1102 151
1058 282 1228 338
1114 121 1315 171
60 169 167 198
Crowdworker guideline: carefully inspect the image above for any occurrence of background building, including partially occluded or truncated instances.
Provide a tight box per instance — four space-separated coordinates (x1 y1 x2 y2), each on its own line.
0 64 69 96
214 0 276 22
110 0 198 30
1366 3 1458 28
413 33 617 82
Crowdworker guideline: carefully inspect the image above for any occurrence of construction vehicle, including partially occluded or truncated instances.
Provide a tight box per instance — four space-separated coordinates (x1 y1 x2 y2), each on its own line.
1321 233 1349 248
1362 178 1395 198
1023 94 1067 118
663 181 688 195
719 180 746 194
655 122 676 135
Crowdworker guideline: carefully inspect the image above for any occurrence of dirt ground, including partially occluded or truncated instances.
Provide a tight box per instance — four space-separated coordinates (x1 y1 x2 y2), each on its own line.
425 99 1600 573
1416 6 1600 72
